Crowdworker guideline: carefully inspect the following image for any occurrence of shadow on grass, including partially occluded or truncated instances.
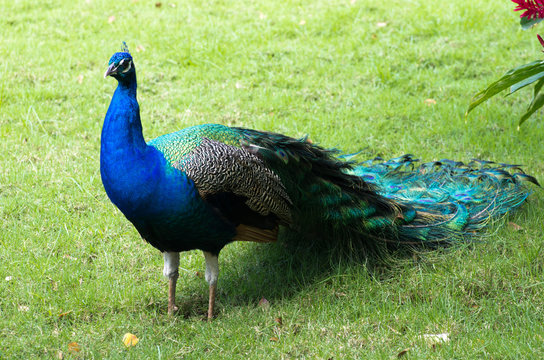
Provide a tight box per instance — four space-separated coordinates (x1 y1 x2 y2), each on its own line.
156 229 425 319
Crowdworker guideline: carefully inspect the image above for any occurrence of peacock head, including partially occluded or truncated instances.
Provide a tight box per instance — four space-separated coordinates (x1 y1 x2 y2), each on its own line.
104 42 135 80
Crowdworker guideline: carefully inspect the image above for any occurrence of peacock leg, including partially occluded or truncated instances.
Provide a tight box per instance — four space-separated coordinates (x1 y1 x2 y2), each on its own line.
203 251 219 320
163 252 180 315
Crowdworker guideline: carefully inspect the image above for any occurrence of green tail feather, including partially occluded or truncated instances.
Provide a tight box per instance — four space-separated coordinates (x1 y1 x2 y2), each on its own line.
239 129 536 254
352 155 536 246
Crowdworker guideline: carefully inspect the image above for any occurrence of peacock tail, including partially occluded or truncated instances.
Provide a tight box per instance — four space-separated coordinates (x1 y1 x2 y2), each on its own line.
147 123 537 255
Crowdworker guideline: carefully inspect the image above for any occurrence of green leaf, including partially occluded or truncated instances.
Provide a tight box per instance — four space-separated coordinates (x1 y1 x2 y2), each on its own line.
534 76 544 97
509 71 544 94
466 60 544 118
519 81 544 125
520 16 544 30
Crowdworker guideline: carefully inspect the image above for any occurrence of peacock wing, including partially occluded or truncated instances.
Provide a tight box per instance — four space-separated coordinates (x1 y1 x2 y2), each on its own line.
172 137 293 230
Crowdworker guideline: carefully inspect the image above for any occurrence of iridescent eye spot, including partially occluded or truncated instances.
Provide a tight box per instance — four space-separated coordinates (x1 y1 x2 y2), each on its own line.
276 149 288 164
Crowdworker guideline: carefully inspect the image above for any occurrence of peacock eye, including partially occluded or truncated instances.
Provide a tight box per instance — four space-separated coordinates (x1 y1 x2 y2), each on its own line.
120 59 133 73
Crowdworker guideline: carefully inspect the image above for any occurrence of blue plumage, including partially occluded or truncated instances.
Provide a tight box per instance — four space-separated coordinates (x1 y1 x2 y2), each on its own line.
101 46 537 319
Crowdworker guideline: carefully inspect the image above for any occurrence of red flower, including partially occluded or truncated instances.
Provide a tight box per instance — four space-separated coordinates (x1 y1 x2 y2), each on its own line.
512 0 544 19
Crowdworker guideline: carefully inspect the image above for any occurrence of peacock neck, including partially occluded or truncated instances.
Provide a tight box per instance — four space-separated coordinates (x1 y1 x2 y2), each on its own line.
101 72 147 155
101 71 156 213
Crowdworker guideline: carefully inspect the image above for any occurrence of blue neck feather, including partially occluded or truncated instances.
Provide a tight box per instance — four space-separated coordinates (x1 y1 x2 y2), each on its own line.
100 71 186 219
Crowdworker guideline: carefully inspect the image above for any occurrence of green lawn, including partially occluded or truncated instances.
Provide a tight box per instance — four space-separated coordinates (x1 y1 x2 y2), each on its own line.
1 0 543 358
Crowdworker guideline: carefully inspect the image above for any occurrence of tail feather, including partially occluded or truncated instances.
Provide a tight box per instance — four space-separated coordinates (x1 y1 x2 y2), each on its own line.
237 127 535 254
353 154 535 246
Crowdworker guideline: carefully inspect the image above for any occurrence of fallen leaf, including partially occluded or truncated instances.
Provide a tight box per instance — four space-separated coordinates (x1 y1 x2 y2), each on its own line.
5 276 12 281
274 317 283 325
155 2 162 7
67 342 81 353
57 350 64 359
424 98 437 106
195 271 202 278
58 310 73 318
508 222 523 231
376 22 387 27
397 348 410 357
108 15 116 24
270 336 278 342
258 298 270 309
123 333 139 347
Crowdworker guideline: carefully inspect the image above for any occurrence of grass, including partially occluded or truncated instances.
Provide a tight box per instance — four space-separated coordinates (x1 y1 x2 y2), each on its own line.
1 0 543 358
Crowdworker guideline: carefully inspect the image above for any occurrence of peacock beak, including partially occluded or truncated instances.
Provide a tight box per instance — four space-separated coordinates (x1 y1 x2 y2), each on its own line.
104 63 118 78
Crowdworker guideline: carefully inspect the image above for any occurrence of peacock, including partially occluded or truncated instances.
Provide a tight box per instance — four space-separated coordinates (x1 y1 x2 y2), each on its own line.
101 44 538 319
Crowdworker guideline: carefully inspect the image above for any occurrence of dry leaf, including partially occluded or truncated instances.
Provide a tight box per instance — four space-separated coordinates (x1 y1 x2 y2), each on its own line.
424 98 437 106
274 317 283 325
270 336 278 342
299 19 306 25
108 15 116 24
258 298 270 309
397 348 409 357
155 2 162 7
508 222 523 231
376 22 387 27
58 310 73 318
57 350 64 359
67 342 81 353
123 333 139 347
